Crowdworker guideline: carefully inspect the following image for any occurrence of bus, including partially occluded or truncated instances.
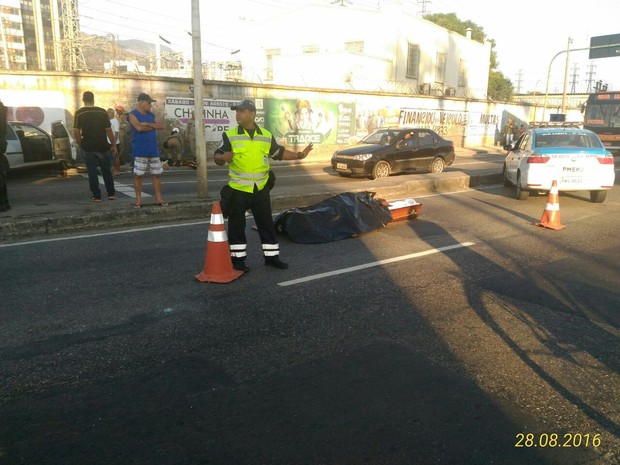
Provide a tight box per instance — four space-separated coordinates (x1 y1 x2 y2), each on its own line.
583 92 620 154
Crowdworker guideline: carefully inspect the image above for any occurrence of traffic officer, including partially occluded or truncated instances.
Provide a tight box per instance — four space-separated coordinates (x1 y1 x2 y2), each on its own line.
214 99 313 272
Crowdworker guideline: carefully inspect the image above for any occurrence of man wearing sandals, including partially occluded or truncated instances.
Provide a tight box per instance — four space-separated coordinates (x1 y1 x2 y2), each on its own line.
128 93 167 207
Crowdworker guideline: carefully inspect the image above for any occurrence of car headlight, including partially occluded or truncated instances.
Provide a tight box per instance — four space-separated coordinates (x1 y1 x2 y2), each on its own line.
353 153 373 161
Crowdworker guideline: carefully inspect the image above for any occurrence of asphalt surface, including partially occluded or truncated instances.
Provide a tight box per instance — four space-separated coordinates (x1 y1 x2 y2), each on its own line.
0 146 507 241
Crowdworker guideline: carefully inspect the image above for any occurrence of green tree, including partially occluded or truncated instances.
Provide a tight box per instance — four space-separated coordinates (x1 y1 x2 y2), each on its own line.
423 12 513 100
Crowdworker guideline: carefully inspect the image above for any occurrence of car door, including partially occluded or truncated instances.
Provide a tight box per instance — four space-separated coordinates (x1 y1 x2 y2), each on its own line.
410 130 436 170
394 132 416 171
4 123 24 169
16 123 54 163
505 132 529 182
50 120 76 165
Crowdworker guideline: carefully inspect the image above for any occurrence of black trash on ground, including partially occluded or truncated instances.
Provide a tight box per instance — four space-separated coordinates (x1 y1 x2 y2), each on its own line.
274 191 393 243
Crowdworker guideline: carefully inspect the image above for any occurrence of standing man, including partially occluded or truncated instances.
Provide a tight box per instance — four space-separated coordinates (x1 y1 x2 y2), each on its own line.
0 98 10 212
128 93 166 208
214 99 313 272
107 108 121 175
74 91 116 202
116 106 130 166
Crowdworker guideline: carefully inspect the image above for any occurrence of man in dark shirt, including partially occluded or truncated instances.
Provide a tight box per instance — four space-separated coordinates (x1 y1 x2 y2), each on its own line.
0 99 9 212
73 91 116 202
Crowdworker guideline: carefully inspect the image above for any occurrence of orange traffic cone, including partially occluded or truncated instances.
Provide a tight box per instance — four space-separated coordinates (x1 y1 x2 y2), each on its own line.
535 180 566 230
195 202 244 283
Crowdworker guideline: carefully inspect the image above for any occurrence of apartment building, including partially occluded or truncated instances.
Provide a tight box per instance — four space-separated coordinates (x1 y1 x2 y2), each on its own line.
0 0 70 71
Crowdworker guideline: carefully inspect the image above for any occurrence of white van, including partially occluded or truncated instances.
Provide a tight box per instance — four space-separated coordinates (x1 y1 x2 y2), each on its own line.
1 120 76 175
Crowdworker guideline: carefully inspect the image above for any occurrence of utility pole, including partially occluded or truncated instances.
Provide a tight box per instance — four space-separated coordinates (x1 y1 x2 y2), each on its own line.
191 0 208 198
542 41 620 120
561 37 572 114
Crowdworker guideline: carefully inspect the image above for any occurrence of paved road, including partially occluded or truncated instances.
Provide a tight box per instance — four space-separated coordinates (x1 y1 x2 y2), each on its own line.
1 184 619 464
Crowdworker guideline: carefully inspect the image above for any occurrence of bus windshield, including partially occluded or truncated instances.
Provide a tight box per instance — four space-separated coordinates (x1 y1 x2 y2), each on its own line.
584 93 620 128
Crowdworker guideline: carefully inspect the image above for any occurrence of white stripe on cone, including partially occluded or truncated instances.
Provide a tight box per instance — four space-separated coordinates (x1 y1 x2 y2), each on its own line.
208 230 228 242
210 214 224 225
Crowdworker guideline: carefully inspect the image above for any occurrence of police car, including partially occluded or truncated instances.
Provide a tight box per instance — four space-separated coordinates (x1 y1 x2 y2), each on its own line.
502 126 615 202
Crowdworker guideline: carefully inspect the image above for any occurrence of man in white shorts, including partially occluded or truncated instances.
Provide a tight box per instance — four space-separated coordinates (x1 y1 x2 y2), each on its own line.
128 93 167 208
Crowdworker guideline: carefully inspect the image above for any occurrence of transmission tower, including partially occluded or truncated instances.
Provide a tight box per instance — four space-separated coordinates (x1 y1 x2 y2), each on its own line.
569 63 579 93
59 0 86 71
417 0 431 16
515 69 523 93
585 63 596 93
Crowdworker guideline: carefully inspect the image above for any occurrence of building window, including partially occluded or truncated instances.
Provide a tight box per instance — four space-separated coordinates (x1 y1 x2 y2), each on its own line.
303 45 319 54
406 43 420 79
435 52 446 84
458 59 468 87
345 41 364 53
265 48 280 81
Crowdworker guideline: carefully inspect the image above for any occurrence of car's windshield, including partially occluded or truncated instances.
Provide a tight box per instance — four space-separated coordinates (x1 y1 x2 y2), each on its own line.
361 129 395 145
534 132 603 148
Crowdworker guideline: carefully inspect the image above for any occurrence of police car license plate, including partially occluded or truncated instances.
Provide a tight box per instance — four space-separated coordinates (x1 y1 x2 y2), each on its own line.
337 163 348 170
561 176 583 184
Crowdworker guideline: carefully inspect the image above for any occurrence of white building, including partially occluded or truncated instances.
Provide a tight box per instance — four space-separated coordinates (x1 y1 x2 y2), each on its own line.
236 1 492 99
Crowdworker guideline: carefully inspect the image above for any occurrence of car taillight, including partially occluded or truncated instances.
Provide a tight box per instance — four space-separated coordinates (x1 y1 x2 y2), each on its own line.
597 156 614 164
527 154 550 163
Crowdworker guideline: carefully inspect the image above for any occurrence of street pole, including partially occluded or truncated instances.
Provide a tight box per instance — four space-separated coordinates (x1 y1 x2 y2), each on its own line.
191 0 208 198
561 37 572 114
542 42 620 121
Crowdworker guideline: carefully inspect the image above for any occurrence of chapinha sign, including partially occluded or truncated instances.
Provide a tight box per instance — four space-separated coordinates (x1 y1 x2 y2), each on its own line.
164 98 241 141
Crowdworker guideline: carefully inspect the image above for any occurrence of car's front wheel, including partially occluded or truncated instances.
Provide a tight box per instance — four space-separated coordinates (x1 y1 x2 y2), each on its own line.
429 157 445 173
590 190 607 203
371 160 391 179
516 172 529 200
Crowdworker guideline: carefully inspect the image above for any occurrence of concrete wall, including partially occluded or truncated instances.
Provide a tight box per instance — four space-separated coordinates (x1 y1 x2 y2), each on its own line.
0 70 544 158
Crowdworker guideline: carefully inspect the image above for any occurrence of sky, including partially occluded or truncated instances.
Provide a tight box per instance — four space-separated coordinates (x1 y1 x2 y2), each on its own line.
78 0 620 94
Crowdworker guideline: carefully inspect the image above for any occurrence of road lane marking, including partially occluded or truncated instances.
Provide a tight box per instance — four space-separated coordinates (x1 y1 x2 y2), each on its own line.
0 221 210 248
277 242 475 287
80 174 150 198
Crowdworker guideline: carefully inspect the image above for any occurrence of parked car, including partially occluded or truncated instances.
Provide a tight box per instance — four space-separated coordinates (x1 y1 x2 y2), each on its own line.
1 121 76 175
502 127 615 202
331 127 455 179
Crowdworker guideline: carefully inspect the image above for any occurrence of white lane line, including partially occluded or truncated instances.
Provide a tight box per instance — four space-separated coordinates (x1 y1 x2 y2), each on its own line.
0 220 210 248
277 242 475 287
80 174 150 198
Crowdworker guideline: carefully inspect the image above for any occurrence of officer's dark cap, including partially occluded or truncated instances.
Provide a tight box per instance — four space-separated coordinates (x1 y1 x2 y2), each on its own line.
231 99 256 111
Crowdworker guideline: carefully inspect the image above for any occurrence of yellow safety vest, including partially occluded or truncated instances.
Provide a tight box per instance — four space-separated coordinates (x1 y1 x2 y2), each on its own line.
226 125 272 193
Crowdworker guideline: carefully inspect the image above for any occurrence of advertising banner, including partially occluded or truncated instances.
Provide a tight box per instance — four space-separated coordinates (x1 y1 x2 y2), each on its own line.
164 98 246 142
263 98 345 146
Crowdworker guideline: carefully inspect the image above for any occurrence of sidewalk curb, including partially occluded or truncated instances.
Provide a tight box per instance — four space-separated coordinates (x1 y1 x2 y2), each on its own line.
0 172 503 241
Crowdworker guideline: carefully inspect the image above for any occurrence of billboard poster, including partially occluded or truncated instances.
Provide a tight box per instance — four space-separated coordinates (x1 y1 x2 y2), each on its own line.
263 98 346 146
354 106 401 139
165 97 356 146
165 97 257 142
